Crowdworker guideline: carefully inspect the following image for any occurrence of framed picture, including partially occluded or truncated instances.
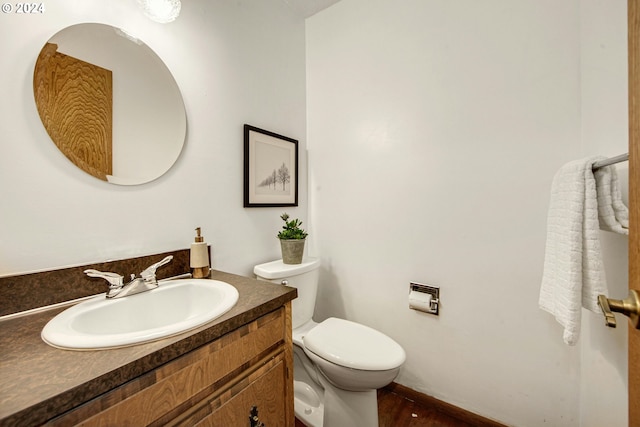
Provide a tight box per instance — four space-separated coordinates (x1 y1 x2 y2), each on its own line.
244 124 298 207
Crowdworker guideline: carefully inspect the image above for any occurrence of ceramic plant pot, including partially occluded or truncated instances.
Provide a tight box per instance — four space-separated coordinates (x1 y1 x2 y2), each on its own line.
280 239 306 264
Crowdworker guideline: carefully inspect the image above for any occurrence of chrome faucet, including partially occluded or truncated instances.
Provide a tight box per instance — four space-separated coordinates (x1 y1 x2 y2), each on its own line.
84 255 173 299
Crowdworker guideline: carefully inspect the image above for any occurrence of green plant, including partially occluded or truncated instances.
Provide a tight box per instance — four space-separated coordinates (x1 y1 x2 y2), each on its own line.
277 213 308 240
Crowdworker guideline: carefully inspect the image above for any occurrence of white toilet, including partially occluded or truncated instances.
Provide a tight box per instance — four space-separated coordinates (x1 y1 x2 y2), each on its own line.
254 258 406 427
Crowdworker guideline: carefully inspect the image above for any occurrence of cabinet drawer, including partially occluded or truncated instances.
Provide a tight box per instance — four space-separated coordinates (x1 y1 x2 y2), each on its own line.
49 308 285 427
196 357 286 427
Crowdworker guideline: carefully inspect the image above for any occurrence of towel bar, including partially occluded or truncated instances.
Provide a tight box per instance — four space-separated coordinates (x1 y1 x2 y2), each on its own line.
597 290 640 329
592 153 629 171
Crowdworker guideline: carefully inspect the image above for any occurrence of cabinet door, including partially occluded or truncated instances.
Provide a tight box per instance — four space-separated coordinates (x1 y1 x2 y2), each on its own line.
195 358 287 427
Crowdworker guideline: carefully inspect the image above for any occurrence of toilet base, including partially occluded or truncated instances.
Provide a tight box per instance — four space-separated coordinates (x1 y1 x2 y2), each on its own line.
293 345 380 427
320 374 378 427
294 377 379 427
294 379 323 427
293 345 324 427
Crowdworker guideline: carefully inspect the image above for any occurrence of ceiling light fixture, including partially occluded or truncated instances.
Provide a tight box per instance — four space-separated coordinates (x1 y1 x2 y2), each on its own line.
137 0 181 23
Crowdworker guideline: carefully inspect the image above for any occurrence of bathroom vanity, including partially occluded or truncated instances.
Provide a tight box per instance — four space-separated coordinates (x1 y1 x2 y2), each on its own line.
0 252 296 427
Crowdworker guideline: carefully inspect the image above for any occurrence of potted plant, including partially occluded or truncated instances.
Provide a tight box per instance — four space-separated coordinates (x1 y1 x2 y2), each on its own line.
277 213 308 264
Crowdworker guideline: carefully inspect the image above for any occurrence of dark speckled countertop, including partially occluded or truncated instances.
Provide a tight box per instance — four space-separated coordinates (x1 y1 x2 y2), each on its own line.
0 269 296 427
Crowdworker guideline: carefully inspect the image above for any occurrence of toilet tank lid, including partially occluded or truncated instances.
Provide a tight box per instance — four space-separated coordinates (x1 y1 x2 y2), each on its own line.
253 257 320 279
303 318 406 371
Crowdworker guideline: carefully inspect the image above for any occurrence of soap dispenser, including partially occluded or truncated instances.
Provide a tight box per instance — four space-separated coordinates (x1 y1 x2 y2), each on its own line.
190 227 210 278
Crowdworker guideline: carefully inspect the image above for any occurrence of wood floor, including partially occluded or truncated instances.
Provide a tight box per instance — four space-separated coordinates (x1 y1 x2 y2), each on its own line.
377 387 479 427
294 387 478 427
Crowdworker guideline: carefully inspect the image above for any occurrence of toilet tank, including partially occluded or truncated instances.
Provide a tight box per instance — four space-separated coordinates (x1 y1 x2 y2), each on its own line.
254 258 320 329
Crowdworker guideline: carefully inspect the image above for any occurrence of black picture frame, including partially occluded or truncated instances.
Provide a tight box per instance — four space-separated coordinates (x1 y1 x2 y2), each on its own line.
244 124 298 207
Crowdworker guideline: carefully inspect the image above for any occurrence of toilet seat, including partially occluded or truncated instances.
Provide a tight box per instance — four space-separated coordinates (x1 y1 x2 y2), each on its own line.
303 317 405 371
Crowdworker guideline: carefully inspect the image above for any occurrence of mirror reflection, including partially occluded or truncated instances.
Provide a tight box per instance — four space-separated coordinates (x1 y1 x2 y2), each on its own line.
33 23 186 185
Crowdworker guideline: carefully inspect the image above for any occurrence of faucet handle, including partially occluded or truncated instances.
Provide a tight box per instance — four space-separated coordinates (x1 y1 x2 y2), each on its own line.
84 269 124 289
140 255 173 281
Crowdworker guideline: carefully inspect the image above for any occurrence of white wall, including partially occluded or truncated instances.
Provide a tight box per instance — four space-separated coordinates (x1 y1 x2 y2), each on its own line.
307 0 627 426
0 0 307 276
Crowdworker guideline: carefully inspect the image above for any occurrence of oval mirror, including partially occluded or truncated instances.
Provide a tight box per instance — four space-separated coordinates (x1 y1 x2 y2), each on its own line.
33 23 186 185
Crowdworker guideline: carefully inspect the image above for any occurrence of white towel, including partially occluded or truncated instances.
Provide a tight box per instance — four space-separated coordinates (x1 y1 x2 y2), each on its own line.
539 157 609 345
594 165 629 235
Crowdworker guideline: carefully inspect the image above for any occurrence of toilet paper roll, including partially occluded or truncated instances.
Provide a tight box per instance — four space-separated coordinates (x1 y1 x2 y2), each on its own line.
409 290 433 313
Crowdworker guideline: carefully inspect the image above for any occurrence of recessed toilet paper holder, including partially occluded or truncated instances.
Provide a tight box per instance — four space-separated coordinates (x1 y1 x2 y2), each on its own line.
409 282 440 315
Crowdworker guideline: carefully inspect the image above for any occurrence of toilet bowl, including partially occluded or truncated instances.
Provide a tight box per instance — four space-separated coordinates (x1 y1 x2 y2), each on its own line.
254 258 405 427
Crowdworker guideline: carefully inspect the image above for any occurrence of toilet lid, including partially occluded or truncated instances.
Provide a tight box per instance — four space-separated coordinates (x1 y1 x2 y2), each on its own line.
303 318 406 371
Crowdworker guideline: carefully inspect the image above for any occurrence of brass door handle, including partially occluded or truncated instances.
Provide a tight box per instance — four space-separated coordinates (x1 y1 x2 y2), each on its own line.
597 290 640 329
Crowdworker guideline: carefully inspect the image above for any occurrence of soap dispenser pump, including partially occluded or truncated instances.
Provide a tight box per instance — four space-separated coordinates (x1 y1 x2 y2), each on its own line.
190 227 210 278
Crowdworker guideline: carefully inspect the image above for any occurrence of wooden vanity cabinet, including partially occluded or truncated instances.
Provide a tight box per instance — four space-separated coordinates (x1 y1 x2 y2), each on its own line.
47 305 294 427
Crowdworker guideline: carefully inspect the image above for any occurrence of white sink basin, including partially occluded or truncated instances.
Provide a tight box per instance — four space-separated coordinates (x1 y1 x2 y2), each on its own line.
42 279 239 350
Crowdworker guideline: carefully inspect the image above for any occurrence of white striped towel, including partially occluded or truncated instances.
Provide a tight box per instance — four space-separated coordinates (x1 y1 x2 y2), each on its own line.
594 164 629 235
539 157 610 345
